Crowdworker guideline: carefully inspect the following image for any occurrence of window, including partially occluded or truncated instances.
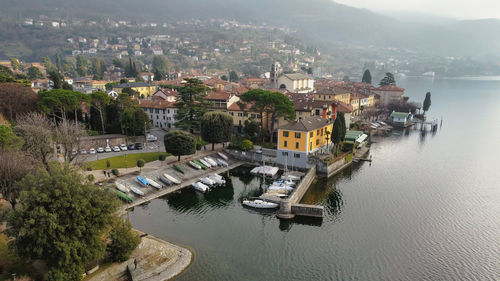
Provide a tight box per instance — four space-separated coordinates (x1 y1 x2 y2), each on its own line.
168 109 170 114
321 128 324 136
284 141 287 147
294 153 300 158
309 142 312 150
238 112 243 117
230 112 234 116
295 142 299 149
309 132 314 138
251 114 256 118
299 112 302 115
162 109 165 114
257 114 261 118
283 131 289 137
155 109 160 114
243 113 248 117
315 109 320 115
149 109 153 113
163 116 165 120
317 130 320 135
295 132 301 138
282 151 288 156
316 139 319 145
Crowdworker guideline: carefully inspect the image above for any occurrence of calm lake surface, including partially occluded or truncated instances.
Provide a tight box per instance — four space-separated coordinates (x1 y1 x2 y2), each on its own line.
129 77 500 280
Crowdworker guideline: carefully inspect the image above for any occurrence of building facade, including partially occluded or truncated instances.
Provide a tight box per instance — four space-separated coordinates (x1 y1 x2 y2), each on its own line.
138 100 178 129
277 73 314 94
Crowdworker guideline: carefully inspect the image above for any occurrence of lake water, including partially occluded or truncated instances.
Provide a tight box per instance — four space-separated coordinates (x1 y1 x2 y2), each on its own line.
129 77 500 280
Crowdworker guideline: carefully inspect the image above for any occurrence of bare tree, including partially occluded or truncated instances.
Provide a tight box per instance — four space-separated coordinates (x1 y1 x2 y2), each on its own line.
14 112 54 167
54 119 87 163
0 150 38 209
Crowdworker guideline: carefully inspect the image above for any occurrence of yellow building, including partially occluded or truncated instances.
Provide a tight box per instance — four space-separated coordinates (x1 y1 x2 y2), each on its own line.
315 92 351 105
227 102 266 133
113 82 157 97
277 116 333 168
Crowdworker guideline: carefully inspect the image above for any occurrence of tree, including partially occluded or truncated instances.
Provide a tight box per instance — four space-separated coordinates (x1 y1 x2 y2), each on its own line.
229 70 239 82
152 55 170 73
0 150 37 209
423 92 431 113
107 219 140 262
240 89 295 143
48 70 64 89
379 72 396 86
121 103 150 136
221 75 228 81
76 55 90 77
159 154 166 166
164 130 196 161
14 112 53 167
90 91 111 134
27 66 45 80
201 111 233 150
10 58 20 70
5 163 120 279
38 89 86 121
0 125 24 151
362 69 372 84
153 69 163 81
54 119 86 162
137 159 145 172
331 112 346 154
0 83 38 120
174 78 212 132
91 57 103 80
244 119 261 141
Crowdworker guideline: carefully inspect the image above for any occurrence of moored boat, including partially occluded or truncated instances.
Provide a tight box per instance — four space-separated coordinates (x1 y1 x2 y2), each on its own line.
115 182 130 193
193 159 208 169
201 177 216 186
217 152 228 160
115 190 133 203
163 173 181 184
192 182 209 192
199 158 212 168
173 164 185 174
204 157 218 167
130 186 145 196
145 177 162 189
136 176 149 187
189 161 202 170
216 158 229 167
242 199 279 209
209 173 226 185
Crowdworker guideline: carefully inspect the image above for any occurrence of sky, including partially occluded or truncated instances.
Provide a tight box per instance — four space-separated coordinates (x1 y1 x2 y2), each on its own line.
334 0 500 19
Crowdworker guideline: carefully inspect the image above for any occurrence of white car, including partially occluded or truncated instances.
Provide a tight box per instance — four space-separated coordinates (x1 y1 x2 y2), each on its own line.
105 146 112 153
120 144 128 151
71 149 78 155
89 148 96 154
146 134 158 142
112 146 120 152
80 149 87 154
97 147 104 153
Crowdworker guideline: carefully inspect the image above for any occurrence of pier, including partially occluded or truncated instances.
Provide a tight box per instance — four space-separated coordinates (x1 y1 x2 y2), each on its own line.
117 156 244 215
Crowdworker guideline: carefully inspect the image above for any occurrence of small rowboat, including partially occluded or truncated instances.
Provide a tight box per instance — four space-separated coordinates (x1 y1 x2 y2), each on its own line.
163 173 181 185
242 199 279 209
217 152 228 160
130 186 145 196
189 161 202 170
115 182 130 193
136 176 149 187
145 177 162 189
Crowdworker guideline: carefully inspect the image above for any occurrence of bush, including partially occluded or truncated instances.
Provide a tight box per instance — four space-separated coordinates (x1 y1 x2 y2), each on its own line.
159 154 166 162
87 174 95 182
107 219 141 262
46 263 85 281
196 143 202 150
229 139 253 151
111 169 119 176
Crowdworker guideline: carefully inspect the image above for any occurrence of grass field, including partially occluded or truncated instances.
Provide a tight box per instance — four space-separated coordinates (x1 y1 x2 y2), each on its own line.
87 152 171 170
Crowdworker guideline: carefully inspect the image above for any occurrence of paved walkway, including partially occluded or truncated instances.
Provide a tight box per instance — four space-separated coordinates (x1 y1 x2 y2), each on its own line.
85 232 192 281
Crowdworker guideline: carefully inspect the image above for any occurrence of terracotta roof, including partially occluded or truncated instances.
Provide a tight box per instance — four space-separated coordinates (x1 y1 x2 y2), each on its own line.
375 85 405 92
228 101 255 111
138 99 176 109
279 116 331 132
114 82 153 88
334 101 353 113
207 91 231 100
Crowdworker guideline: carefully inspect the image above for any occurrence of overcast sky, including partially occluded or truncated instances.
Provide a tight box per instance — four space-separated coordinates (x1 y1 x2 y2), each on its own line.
334 0 500 19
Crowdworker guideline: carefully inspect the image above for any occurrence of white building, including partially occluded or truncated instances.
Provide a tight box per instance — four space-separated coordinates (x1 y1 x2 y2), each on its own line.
372 85 405 106
277 73 314 94
138 100 178 129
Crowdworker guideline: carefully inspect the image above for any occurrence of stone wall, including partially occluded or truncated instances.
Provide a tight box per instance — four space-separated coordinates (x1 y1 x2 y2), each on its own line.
289 166 316 204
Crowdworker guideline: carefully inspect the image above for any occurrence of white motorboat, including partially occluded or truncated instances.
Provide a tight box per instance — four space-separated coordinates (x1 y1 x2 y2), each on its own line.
281 174 301 181
115 183 130 193
130 186 145 196
145 177 162 189
209 174 225 185
189 161 202 170
264 167 280 177
216 158 229 167
250 167 261 174
163 173 181 185
242 199 279 209
192 182 209 193
199 159 212 168
204 157 218 167
217 152 228 160
201 177 216 186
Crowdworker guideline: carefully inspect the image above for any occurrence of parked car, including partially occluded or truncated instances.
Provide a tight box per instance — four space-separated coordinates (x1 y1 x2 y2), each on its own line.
146 134 158 142
105 146 112 153
112 146 120 152
120 144 128 151
135 142 143 150
128 144 135 150
72 149 78 155
80 149 87 154
97 147 104 153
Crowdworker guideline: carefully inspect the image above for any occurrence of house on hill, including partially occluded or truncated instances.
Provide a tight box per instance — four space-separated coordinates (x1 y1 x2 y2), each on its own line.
277 73 314 94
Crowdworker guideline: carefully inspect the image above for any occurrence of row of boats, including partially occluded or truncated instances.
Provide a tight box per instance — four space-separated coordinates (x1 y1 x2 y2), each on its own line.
188 152 229 170
192 173 226 192
115 173 182 197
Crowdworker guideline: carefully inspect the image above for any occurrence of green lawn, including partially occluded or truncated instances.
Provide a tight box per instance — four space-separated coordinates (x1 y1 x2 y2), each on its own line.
87 152 171 170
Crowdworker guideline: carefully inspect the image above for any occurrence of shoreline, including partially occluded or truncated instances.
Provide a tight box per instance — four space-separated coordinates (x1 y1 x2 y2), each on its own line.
85 230 193 281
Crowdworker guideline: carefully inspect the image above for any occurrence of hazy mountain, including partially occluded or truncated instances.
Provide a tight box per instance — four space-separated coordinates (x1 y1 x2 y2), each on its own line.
2 0 500 59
